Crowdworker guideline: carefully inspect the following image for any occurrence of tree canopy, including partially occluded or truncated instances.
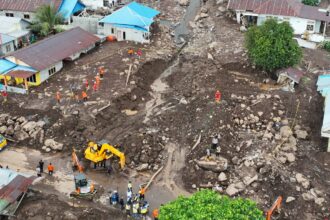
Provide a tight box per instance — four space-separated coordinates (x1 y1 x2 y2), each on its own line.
30 4 64 36
159 190 264 220
245 19 302 72
302 0 319 6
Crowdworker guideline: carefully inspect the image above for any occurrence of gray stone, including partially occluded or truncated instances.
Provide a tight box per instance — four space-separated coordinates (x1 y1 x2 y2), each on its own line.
22 121 38 132
178 0 189 6
302 192 314 201
44 139 64 151
136 163 149 172
286 196 296 203
296 173 310 189
196 156 228 172
218 172 227 182
239 26 247 32
5 126 14 136
295 130 308 139
14 130 29 141
0 126 7 134
280 126 292 139
285 153 295 163
226 182 245 196
314 197 325 206
243 174 258 186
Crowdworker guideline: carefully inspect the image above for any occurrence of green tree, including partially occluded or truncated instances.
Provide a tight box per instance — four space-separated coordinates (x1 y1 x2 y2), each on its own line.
302 0 319 6
245 19 302 72
30 4 64 36
159 190 264 220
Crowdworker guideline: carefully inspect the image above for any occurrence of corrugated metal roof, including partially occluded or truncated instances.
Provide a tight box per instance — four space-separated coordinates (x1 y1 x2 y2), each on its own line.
227 0 330 22
6 70 35 78
99 1 160 30
7 27 100 71
0 0 63 12
0 169 35 215
277 67 304 83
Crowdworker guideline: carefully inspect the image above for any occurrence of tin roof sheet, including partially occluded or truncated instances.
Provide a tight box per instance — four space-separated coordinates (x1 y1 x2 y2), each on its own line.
7 27 100 71
0 0 62 12
227 0 330 22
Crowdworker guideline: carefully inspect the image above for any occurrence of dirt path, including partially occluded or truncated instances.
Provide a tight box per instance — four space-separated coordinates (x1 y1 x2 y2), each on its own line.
162 143 190 197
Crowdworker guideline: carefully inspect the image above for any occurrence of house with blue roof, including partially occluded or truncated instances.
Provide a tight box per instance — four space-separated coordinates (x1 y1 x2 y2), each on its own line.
98 1 160 43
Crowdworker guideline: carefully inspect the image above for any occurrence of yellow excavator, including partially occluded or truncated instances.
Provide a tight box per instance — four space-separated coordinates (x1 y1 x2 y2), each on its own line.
84 140 125 170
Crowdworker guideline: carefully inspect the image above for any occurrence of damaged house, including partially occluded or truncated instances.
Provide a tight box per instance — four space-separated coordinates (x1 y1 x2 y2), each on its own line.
227 0 330 36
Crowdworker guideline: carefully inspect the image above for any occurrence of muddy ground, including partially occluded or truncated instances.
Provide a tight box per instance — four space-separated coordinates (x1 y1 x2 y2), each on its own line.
1 0 330 220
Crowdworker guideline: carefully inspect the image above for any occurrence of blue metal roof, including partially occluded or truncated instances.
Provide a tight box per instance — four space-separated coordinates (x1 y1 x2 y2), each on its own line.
0 33 15 45
112 24 148 32
0 59 16 74
99 1 160 30
58 0 86 19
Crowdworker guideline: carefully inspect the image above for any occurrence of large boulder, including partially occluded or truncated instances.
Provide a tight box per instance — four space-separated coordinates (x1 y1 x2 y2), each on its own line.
0 126 7 134
226 182 245 196
22 121 38 132
44 139 64 151
14 130 29 141
136 163 149 172
178 0 189 6
280 126 292 139
296 173 310 189
195 156 228 172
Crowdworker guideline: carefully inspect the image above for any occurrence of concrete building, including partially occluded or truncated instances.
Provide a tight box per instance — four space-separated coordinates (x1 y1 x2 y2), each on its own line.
0 16 31 50
0 0 86 23
227 0 330 35
0 33 15 55
98 1 159 43
0 27 100 92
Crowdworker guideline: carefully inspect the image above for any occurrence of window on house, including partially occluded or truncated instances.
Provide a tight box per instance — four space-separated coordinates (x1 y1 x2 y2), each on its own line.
111 28 114 34
99 22 104 27
5 13 14 17
5 44 11 52
48 66 56 75
27 74 36 83
24 14 30 19
307 24 314 31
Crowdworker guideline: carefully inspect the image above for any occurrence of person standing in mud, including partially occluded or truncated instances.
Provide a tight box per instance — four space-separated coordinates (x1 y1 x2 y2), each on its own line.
39 159 44 174
211 134 219 153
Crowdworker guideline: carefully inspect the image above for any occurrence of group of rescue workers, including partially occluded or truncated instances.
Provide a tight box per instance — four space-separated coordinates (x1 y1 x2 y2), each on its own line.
36 159 54 177
109 181 159 220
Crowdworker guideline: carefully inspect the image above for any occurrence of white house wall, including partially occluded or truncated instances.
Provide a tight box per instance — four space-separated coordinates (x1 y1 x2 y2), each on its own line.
99 23 150 43
0 10 35 21
0 41 15 55
39 61 63 83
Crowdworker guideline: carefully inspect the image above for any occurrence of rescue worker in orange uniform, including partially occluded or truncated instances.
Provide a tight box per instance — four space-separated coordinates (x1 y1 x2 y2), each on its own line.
99 67 105 79
139 186 146 201
152 208 159 220
128 48 134 56
56 91 61 104
48 163 54 176
95 75 100 89
82 91 88 101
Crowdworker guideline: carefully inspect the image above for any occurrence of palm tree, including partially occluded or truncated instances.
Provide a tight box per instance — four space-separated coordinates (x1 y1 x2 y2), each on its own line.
30 4 64 36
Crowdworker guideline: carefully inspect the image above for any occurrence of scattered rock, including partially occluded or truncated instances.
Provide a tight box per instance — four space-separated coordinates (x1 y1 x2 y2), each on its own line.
178 0 189 6
136 163 149 172
280 126 292 139
284 153 295 163
44 139 64 151
286 197 296 203
196 156 228 172
295 130 308 139
296 173 310 189
218 172 227 182
226 182 245 196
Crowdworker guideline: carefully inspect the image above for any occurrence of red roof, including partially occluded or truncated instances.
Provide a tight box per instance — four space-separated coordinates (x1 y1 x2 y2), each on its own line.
0 0 62 12
8 27 100 71
227 0 330 22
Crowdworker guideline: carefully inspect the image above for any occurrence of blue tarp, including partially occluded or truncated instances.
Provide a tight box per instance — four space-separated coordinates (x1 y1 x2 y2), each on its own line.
99 1 160 31
0 59 16 74
58 0 86 19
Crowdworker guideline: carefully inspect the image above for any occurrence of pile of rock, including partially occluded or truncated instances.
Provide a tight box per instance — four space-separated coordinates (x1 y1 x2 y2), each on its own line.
0 114 45 144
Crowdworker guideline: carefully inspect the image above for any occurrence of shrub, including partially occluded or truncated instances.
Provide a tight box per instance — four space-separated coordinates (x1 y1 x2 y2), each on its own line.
159 190 264 220
245 19 302 72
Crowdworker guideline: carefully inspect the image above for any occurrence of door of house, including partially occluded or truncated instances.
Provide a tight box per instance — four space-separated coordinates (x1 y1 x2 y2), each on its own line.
123 31 126 40
117 30 122 40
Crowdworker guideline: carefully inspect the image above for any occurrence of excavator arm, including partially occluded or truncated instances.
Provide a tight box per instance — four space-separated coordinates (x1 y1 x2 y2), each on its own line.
84 141 126 169
100 143 126 169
